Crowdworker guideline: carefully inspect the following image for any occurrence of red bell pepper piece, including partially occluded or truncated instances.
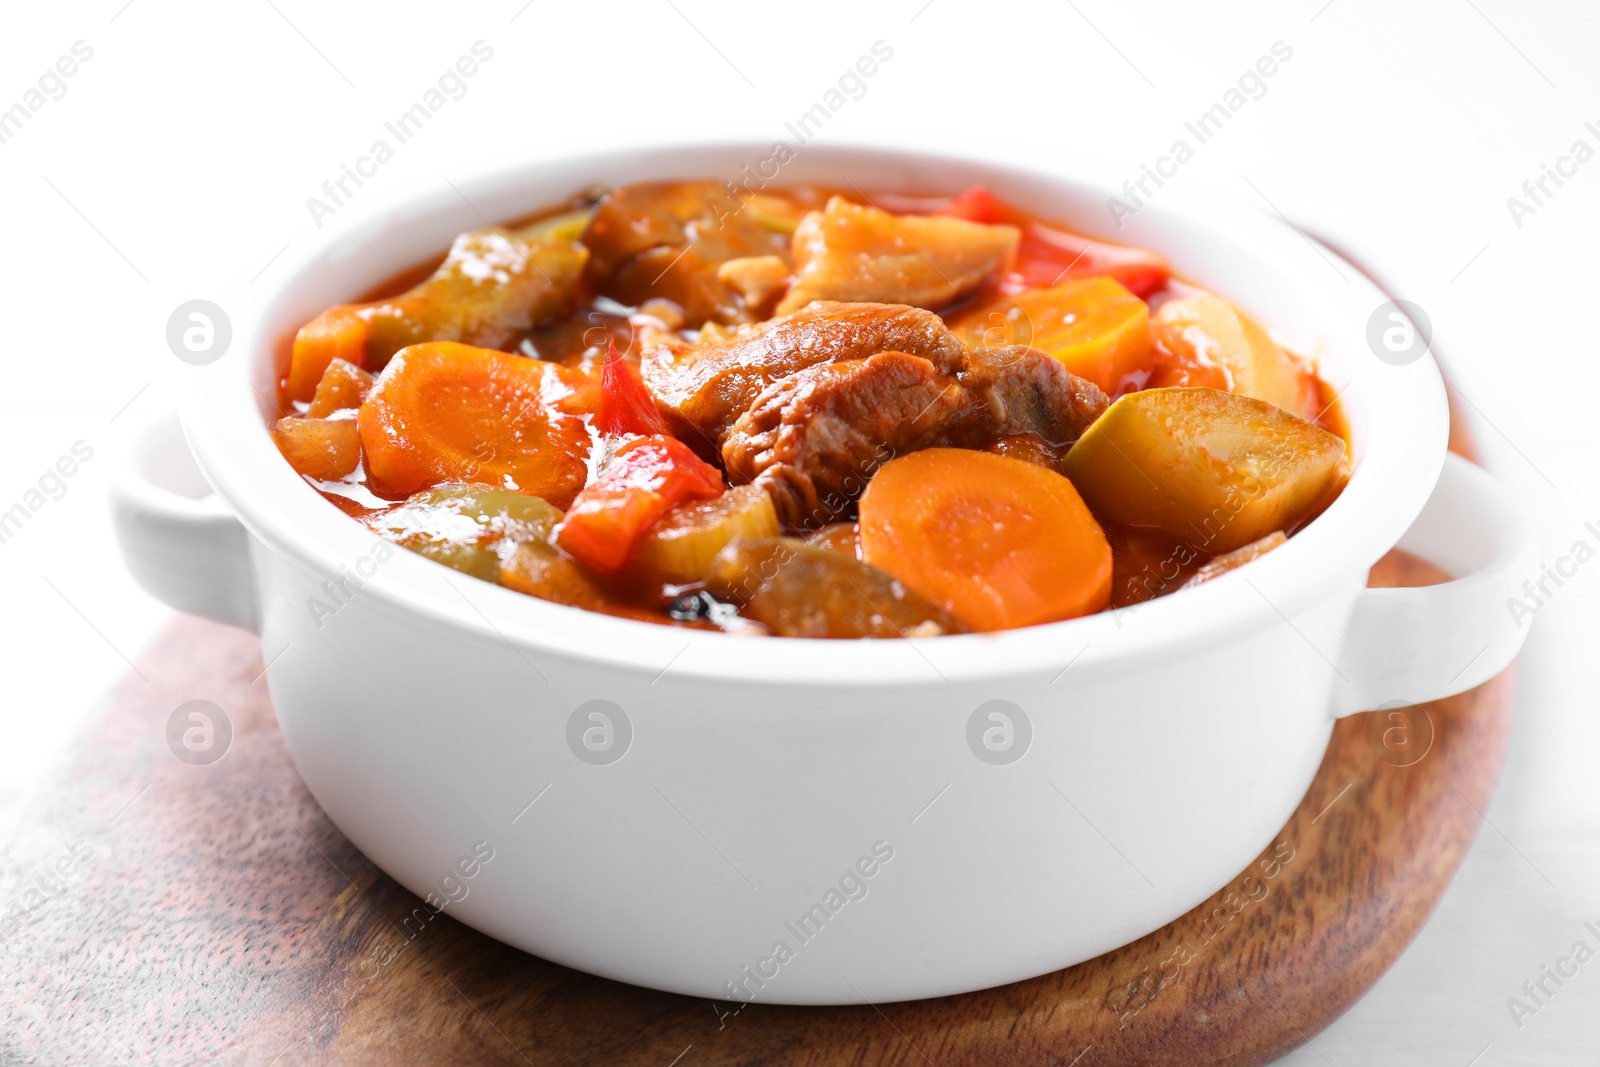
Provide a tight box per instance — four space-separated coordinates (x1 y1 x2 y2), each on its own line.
934 186 1171 298
1003 221 1171 298
596 339 668 437
556 435 724 571
934 186 1012 225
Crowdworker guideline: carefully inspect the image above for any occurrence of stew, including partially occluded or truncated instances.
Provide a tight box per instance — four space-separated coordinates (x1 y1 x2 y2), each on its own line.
274 179 1348 637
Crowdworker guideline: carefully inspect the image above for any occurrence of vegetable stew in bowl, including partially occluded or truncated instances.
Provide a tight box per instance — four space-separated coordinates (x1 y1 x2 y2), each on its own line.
273 181 1349 637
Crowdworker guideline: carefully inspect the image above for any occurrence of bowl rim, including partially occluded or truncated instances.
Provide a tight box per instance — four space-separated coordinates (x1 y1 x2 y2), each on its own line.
181 141 1449 688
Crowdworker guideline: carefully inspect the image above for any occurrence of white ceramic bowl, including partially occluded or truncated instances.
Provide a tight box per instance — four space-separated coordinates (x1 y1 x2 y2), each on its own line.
112 144 1536 1004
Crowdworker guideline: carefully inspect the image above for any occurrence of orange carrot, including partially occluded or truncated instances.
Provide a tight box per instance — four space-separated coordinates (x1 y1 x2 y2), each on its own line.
357 342 592 504
287 306 369 403
536 360 603 418
950 277 1153 396
858 448 1111 631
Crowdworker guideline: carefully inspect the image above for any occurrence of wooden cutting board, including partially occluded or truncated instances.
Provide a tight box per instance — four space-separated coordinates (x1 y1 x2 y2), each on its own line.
0 423 1513 1066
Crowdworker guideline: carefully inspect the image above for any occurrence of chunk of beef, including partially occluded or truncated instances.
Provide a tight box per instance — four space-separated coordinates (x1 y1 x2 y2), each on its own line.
704 537 967 638
959 345 1110 449
725 346 1108 527
728 353 966 526
641 301 969 451
775 196 1019 314
581 181 787 326
715 255 790 315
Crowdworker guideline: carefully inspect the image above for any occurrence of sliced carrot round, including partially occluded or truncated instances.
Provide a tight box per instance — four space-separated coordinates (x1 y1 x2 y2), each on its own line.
357 341 591 504
858 448 1112 631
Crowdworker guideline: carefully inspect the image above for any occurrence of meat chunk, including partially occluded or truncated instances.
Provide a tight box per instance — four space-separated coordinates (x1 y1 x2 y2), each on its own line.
959 345 1110 449
725 347 1108 527
641 301 969 449
775 196 1019 314
727 354 965 526
716 255 790 315
645 299 1107 527
581 181 787 326
704 537 967 638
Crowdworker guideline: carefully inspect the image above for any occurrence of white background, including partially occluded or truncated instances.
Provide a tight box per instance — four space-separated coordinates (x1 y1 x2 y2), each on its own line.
1 1 1597 1062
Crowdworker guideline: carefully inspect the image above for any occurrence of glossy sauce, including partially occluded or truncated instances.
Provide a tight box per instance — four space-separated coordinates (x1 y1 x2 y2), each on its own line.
275 182 1350 626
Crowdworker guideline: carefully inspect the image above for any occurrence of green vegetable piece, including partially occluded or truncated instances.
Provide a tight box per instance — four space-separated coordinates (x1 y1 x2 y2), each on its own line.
367 484 563 581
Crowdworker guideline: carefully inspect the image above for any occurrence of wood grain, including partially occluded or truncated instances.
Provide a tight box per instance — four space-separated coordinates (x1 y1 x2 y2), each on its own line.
0 449 1512 1067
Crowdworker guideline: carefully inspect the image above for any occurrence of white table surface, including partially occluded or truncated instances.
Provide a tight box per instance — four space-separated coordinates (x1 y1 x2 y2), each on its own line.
2 1 1596 1061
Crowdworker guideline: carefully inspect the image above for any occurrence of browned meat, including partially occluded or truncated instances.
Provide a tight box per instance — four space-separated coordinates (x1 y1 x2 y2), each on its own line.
959 345 1110 448
775 196 1019 314
641 301 970 450
581 181 787 327
725 347 1108 527
715 255 790 316
805 521 862 558
728 354 966 526
704 537 967 638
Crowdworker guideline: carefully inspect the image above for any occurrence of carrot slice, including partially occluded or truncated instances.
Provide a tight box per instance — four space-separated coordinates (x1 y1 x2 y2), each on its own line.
536 360 603 417
555 435 724 572
950 277 1153 395
357 341 591 504
287 306 370 403
284 222 588 402
858 448 1111 631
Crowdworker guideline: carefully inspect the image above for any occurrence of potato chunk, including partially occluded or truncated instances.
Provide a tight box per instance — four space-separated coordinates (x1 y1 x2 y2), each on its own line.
273 416 361 481
1060 388 1347 554
776 197 1019 314
1152 296 1318 420
307 358 374 418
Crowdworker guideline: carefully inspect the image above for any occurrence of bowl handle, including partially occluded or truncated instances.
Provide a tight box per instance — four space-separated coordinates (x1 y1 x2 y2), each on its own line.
110 411 259 634
1330 453 1538 718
